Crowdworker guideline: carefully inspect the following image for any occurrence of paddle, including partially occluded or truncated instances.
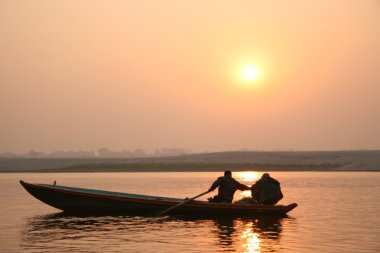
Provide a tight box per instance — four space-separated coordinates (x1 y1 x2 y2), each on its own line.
155 190 211 216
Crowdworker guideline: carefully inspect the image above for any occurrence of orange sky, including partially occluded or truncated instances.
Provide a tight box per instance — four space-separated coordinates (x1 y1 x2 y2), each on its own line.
1 0 380 153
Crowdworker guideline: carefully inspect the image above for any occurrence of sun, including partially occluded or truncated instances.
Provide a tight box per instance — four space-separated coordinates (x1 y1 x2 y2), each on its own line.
242 66 259 81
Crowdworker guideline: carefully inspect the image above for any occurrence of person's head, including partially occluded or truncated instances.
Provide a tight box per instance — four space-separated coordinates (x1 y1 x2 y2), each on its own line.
262 173 270 179
224 170 232 177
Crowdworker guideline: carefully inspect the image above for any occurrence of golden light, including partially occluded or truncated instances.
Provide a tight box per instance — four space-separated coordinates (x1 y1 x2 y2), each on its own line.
236 171 260 183
241 190 252 198
235 172 259 201
241 222 261 253
243 66 259 81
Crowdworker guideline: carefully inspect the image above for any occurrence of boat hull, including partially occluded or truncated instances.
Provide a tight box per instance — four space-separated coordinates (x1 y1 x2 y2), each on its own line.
20 180 297 216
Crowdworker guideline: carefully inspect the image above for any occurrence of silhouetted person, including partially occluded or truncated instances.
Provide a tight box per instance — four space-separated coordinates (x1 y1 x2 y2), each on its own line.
208 170 250 203
251 173 283 205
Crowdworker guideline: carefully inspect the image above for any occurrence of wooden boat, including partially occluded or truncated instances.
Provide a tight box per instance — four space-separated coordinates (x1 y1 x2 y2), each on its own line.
20 180 297 216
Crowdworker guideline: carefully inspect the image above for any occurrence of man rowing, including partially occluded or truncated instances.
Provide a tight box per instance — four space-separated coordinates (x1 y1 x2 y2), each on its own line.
208 170 250 203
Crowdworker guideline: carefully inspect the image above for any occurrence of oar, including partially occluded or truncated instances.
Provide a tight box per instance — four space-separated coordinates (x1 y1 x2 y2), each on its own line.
155 190 211 216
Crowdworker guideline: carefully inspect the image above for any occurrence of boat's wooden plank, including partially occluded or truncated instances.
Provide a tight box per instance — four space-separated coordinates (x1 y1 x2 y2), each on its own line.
39 184 183 201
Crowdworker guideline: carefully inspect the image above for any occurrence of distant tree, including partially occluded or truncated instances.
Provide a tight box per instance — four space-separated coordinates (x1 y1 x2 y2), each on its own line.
97 148 127 158
154 148 190 157
133 149 146 157
0 152 18 158
48 150 95 158
24 150 45 158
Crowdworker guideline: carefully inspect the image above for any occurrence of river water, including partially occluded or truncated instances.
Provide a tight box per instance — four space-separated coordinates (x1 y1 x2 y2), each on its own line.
0 172 379 252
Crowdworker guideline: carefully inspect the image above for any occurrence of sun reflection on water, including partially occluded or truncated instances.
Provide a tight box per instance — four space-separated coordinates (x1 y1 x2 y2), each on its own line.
235 171 260 201
241 190 252 198
241 222 261 253
236 171 260 183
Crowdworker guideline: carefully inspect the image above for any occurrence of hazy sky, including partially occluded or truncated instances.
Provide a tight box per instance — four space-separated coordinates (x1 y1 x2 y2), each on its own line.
1 0 380 153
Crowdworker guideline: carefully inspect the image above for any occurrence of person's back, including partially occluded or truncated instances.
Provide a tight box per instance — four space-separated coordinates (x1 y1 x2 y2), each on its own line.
251 173 283 205
208 171 249 203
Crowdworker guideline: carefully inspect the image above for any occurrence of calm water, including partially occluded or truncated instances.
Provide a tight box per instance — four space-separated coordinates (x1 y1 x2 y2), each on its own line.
0 172 379 253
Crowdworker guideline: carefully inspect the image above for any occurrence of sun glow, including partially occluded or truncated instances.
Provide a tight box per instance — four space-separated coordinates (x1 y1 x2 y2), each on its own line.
243 66 259 81
236 171 260 183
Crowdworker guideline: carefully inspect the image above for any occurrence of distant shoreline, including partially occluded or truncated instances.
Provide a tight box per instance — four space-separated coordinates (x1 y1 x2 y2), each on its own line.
2 169 379 173
1 150 380 172
1 162 379 173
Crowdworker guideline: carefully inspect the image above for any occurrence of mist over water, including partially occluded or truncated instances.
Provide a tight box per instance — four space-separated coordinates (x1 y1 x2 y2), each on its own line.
1 172 379 252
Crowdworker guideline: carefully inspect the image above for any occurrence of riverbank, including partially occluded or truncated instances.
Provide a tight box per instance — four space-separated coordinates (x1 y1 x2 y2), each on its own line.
1 150 380 172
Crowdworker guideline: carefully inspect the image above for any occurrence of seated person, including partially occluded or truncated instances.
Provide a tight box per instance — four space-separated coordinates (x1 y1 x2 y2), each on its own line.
208 170 250 203
251 173 283 205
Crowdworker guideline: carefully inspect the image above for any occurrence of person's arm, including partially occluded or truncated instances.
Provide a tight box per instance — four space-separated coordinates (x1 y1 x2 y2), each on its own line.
208 177 222 192
237 182 250 191
233 178 250 191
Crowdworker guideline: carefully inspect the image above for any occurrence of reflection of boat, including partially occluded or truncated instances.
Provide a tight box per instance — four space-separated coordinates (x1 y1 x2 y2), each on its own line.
20 180 297 216
21 213 294 252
